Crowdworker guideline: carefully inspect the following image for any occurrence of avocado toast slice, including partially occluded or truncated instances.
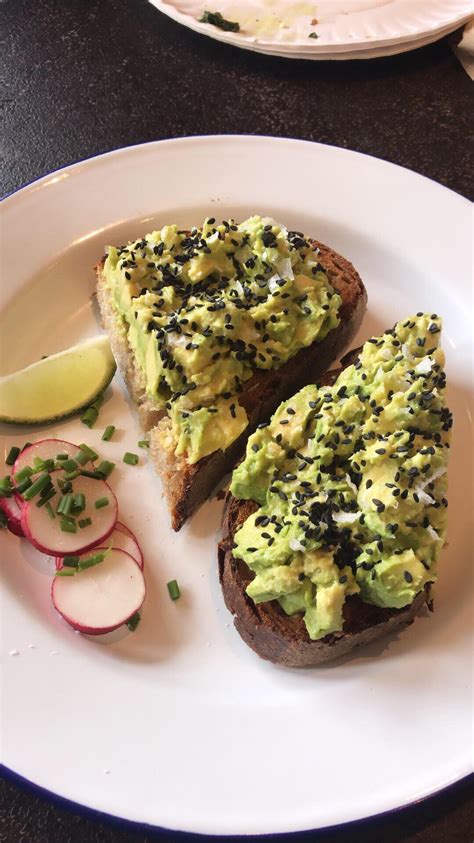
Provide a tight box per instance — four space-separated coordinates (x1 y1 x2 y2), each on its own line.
96 216 366 529
219 315 451 666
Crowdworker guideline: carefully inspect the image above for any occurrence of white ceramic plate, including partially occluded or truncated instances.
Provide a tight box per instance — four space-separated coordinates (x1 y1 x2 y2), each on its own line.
150 0 472 58
1 136 472 836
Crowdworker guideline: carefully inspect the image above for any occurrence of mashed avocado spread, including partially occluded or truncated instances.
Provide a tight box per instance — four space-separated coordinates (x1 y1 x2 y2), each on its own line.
104 216 340 463
231 314 451 640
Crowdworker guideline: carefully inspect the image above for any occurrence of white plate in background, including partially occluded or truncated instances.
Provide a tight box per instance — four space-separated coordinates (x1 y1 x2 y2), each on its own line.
149 0 472 58
1 136 472 835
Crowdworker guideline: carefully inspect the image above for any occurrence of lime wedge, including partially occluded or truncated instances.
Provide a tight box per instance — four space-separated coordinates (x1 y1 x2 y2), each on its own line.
0 336 116 424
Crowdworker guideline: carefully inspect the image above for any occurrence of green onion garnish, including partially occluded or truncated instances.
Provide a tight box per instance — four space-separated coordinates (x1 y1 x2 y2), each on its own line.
36 488 57 507
5 446 20 466
14 466 33 483
138 440 149 449
79 444 99 461
55 568 75 576
55 452 69 461
0 476 13 498
57 494 73 516
78 517 92 528
71 493 86 515
94 497 109 510
64 469 80 481
22 472 52 501
81 407 98 428
60 518 77 533
45 502 56 520
21 442 32 452
61 458 78 473
127 611 141 631
74 449 90 466
123 452 139 466
58 479 73 493
79 469 104 480
102 425 116 442
167 579 181 600
15 477 32 495
77 550 108 571
63 555 80 568
97 460 115 478
32 457 55 473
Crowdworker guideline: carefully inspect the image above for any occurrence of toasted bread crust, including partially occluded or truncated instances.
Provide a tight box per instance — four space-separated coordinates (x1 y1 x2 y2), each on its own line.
217 361 431 667
95 239 367 530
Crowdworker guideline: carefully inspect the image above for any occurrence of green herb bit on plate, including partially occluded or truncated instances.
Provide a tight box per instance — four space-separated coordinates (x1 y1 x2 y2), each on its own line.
199 10 240 32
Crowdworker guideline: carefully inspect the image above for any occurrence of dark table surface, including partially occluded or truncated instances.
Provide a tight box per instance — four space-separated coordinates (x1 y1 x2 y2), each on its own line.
1 1 473 841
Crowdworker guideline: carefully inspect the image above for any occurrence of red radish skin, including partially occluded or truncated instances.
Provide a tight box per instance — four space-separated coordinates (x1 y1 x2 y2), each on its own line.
12 439 83 506
0 496 24 537
52 549 146 635
21 475 118 556
55 523 144 569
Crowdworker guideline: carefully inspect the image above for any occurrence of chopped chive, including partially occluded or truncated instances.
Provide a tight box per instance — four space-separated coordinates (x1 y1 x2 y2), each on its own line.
97 460 115 478
14 466 33 483
57 494 73 515
81 407 99 428
80 469 104 480
36 488 57 507
71 493 86 515
78 517 92 528
77 550 108 571
55 568 75 576
94 496 109 510
102 426 116 442
123 452 139 466
6 447 20 466
60 518 77 533
21 442 32 452
14 477 32 495
138 440 149 449
64 469 80 481
55 452 69 461
79 444 99 461
61 459 78 473
45 502 56 520
167 579 181 600
127 611 141 631
59 479 73 493
32 457 55 473
0 476 13 498
74 449 90 466
62 555 80 568
22 472 51 501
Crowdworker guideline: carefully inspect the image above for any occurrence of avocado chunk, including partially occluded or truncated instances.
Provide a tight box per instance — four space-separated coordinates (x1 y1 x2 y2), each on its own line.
232 314 451 640
103 216 341 463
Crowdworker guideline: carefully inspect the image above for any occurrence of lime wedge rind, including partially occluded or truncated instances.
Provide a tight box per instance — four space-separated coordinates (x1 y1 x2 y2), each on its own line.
0 336 116 424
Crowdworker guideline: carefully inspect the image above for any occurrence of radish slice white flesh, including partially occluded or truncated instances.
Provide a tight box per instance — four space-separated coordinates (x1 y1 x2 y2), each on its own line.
107 522 144 568
52 549 146 634
22 475 117 556
0 496 24 537
54 525 143 570
13 438 80 478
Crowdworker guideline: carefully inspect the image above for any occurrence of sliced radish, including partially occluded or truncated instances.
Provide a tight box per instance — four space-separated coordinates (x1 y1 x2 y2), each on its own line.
54 522 143 570
13 439 85 506
52 548 146 635
22 475 117 556
13 438 81 478
0 495 24 537
108 522 144 568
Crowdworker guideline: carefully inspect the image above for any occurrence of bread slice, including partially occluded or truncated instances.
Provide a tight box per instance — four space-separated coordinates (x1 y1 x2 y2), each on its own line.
96 239 367 530
218 359 431 667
